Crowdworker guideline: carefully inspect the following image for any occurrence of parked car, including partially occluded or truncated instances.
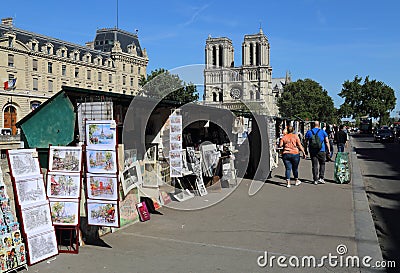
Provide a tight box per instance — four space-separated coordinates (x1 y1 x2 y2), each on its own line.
374 129 395 142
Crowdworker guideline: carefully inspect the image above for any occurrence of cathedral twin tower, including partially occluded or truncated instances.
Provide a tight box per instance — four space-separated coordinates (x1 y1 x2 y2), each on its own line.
204 28 278 116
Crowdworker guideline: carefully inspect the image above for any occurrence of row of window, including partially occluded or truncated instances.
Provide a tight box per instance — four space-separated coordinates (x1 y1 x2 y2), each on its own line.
211 91 261 102
8 54 141 76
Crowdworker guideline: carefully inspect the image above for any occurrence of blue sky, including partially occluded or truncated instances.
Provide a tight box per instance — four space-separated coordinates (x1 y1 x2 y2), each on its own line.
3 0 400 116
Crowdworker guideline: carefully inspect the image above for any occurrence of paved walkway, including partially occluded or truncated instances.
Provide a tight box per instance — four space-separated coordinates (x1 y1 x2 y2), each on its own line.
29 147 384 273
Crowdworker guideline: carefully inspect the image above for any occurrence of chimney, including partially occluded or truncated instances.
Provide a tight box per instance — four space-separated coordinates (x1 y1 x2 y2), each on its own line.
1 18 13 26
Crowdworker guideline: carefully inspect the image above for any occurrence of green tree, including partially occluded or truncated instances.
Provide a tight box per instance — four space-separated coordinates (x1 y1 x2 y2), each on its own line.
139 68 199 104
339 76 397 126
277 79 337 123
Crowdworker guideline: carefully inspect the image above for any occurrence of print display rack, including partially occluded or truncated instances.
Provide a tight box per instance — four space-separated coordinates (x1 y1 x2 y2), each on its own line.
6 149 58 266
47 145 83 254
0 166 27 273
85 120 120 228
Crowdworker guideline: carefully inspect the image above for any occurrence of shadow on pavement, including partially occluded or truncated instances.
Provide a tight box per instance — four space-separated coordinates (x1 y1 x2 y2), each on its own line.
351 133 400 272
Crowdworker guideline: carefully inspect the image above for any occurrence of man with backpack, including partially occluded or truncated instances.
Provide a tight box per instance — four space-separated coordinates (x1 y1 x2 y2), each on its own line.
305 121 331 185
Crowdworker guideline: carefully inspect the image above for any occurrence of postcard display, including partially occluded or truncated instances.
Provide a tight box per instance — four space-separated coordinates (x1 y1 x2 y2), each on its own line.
47 146 83 253
6 149 58 267
85 120 120 228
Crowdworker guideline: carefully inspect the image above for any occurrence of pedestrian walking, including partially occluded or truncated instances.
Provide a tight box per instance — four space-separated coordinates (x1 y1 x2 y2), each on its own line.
305 121 331 185
326 125 335 160
279 126 306 188
335 124 348 152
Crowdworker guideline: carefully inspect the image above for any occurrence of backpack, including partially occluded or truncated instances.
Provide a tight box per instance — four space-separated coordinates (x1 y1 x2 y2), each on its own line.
310 129 322 150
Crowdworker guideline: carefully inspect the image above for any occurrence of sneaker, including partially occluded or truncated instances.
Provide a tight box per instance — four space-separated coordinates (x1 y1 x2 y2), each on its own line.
286 184 291 188
295 180 302 186
314 180 318 185
318 178 326 184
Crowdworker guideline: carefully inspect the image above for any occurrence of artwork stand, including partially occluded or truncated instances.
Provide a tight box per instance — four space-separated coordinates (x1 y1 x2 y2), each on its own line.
84 120 120 229
55 226 79 254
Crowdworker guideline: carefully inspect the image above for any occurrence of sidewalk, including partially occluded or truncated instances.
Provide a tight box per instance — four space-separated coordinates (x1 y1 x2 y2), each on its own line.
29 150 383 273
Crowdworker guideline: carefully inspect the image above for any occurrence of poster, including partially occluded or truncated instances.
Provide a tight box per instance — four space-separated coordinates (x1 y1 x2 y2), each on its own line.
7 149 41 178
86 174 118 200
85 120 117 149
169 111 183 177
86 149 117 174
87 200 119 228
49 199 79 226
46 172 81 199
48 146 82 172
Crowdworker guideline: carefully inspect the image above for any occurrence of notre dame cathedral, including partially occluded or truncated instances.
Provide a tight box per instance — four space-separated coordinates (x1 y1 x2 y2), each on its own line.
203 28 289 116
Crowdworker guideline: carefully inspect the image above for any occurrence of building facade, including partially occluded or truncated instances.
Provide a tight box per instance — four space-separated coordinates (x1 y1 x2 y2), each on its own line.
0 17 148 134
204 28 286 116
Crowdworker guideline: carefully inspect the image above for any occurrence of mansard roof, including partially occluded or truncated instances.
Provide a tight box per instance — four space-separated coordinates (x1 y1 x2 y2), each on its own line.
93 28 143 57
0 23 144 59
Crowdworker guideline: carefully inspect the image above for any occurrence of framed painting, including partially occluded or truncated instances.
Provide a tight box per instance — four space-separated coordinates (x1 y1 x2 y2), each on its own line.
144 145 157 163
124 149 137 169
200 144 220 177
20 200 53 235
14 175 47 208
46 172 81 199
87 200 119 228
48 146 82 172
120 161 142 195
49 199 79 226
7 149 41 178
143 163 159 188
86 174 118 200
86 120 117 148
86 149 117 174
26 228 58 265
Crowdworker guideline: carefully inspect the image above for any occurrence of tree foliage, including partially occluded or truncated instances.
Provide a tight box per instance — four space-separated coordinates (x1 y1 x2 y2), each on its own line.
139 68 199 104
277 79 337 123
339 76 396 125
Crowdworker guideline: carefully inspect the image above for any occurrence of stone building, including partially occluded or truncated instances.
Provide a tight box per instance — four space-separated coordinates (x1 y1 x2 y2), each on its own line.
0 17 148 134
203 28 287 116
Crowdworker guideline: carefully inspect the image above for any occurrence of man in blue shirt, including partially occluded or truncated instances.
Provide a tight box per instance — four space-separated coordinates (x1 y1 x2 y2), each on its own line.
305 121 331 184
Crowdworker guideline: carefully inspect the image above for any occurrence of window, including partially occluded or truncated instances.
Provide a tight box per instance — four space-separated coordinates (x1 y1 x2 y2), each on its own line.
48 62 53 74
30 101 41 111
33 78 38 91
123 76 126 85
74 53 78 61
109 74 112 83
138 67 141 75
8 37 13 47
130 77 134 87
86 56 90 62
249 44 254 65
8 54 14 67
33 59 38 71
123 64 126 72
31 43 36 51
256 91 261 100
47 46 51 54
62 65 67 76
250 91 254 100
213 92 217 102
131 65 134 73
98 72 102 82
87 70 91 80
61 50 65 57
75 67 79 78
219 92 223 102
48 80 53 92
